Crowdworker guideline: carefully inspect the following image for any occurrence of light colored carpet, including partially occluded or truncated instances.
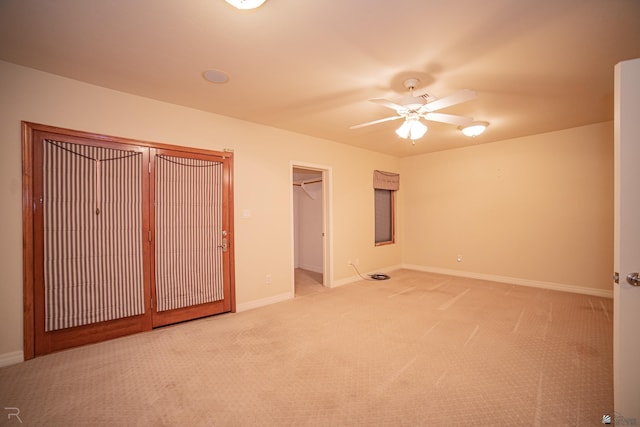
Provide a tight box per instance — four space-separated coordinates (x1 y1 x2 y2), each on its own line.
295 268 325 297
0 269 612 426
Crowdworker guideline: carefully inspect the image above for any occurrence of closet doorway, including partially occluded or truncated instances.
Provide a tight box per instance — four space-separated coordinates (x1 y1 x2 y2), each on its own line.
22 122 235 358
291 163 332 296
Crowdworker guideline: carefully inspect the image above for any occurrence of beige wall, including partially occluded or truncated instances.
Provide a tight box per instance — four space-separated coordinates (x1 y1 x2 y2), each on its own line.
0 60 401 357
401 122 613 292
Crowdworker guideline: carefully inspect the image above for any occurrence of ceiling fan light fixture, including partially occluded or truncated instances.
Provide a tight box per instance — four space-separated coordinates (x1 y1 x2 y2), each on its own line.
351 80 478 142
461 121 489 137
396 118 427 140
410 120 427 139
224 0 267 9
395 120 412 139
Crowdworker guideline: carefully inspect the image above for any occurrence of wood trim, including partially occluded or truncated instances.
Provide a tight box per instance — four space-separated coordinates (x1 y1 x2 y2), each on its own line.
21 122 236 358
21 122 232 156
141 147 154 332
21 122 35 360
37 315 150 356
152 300 229 328
374 189 396 246
389 189 397 244
149 148 158 321
227 153 236 313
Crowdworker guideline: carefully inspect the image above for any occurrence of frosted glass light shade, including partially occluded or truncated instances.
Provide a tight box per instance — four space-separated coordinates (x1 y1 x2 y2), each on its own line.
461 121 489 137
396 119 427 140
409 120 427 139
225 0 267 10
395 120 412 139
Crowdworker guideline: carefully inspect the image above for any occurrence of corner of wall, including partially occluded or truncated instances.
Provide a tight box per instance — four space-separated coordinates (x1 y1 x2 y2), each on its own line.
0 350 24 368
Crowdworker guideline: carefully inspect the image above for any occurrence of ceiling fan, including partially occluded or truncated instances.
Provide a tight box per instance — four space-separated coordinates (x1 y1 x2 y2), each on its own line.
350 78 478 140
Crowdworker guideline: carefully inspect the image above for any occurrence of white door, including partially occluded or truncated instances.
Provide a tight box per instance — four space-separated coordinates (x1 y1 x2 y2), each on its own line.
614 58 640 421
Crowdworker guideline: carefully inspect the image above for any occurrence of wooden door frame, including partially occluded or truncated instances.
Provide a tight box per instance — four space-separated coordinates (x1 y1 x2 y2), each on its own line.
22 122 235 360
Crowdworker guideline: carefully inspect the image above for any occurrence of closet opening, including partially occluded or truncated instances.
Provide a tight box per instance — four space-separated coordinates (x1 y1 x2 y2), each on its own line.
291 163 332 296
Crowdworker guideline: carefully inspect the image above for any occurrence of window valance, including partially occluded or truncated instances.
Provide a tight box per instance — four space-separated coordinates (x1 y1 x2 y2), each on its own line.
373 170 399 191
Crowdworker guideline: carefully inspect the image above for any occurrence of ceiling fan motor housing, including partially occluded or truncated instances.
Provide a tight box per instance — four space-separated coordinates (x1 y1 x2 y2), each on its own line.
403 78 420 90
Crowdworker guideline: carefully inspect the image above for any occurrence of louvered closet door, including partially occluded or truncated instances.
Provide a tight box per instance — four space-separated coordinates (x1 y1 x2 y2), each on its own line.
151 149 232 327
34 136 151 356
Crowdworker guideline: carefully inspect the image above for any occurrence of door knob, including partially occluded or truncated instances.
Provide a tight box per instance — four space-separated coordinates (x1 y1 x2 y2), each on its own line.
626 272 640 286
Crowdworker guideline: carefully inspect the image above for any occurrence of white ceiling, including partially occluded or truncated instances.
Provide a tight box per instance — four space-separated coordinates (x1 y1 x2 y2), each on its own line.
1 0 639 157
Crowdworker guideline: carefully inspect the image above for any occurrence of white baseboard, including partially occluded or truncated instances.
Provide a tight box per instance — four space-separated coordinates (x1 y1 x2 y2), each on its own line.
298 263 323 274
331 275 360 288
0 350 24 368
236 291 294 312
402 264 613 298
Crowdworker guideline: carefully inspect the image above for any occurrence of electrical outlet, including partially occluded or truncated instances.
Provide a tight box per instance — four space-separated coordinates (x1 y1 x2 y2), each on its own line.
457 255 463 262
265 274 272 284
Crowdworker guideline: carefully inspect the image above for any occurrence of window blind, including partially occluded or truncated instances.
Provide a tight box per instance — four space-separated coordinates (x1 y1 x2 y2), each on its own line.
154 155 225 312
43 139 145 331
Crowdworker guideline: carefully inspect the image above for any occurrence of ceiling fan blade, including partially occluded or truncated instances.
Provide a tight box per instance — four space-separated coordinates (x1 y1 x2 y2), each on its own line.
423 112 473 126
350 115 404 129
369 98 405 111
423 89 477 112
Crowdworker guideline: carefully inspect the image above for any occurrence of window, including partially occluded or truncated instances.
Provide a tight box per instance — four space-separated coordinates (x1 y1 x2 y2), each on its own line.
375 188 395 244
373 170 399 245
